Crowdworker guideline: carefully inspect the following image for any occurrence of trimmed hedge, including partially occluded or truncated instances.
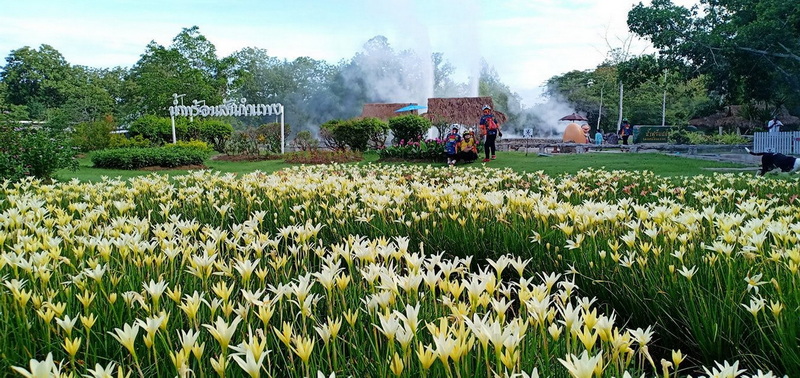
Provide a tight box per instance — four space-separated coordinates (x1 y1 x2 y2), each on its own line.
91 146 212 170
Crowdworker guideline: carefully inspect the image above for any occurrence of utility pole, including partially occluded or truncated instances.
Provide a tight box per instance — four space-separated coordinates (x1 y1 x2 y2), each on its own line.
617 81 624 131
661 71 667 127
597 86 604 130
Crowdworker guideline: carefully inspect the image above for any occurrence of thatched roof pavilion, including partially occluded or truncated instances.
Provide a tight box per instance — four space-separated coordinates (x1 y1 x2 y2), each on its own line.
424 97 507 126
360 103 417 121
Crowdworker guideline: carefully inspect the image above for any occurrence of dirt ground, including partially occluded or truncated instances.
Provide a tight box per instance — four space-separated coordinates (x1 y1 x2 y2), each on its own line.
211 154 280 162
139 165 208 171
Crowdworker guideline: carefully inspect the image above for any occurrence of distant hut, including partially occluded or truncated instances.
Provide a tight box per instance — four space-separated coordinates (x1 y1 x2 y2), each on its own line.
424 97 508 127
360 103 417 121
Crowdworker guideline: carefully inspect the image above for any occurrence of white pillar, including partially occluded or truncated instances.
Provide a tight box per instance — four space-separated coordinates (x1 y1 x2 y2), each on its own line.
280 105 285 154
171 115 177 144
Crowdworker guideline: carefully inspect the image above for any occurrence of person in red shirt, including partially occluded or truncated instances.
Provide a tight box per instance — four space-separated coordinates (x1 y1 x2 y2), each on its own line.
479 105 502 162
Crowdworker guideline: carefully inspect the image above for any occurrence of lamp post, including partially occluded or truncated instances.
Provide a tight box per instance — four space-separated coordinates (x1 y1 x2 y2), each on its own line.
661 70 668 127
587 79 606 131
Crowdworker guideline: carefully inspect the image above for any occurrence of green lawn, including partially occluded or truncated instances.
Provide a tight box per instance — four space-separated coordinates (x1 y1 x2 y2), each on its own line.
54 151 751 182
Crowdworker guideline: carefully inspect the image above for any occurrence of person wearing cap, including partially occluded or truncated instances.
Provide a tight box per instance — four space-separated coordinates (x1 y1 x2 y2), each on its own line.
479 105 502 162
457 129 478 163
767 116 783 133
443 125 462 166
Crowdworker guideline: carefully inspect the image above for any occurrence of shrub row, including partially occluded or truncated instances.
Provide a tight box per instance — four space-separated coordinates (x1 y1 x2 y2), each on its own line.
318 115 432 152
376 139 446 161
669 128 749 145
320 118 388 151
90 144 212 170
127 115 233 151
283 150 362 164
224 123 292 156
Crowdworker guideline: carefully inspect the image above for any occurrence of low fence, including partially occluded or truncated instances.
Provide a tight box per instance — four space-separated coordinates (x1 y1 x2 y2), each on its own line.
497 138 751 155
753 132 800 154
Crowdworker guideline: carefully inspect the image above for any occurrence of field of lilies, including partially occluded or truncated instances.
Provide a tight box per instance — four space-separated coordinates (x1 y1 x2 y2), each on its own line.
1 164 798 377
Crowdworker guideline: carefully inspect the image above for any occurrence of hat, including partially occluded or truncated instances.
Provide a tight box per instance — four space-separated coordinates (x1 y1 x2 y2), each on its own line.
482 105 491 111
451 125 459 131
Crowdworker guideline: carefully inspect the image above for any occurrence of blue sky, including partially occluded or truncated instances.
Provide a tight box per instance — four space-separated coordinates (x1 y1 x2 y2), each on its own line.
0 0 698 106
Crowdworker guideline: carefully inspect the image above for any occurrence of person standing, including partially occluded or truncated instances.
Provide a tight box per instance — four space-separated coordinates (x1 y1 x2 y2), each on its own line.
767 116 783 133
595 129 604 145
444 125 462 166
619 119 633 145
479 105 502 162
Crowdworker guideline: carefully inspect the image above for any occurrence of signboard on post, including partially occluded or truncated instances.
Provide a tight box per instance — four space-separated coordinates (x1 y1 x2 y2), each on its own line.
633 126 671 144
168 94 287 153
523 128 533 138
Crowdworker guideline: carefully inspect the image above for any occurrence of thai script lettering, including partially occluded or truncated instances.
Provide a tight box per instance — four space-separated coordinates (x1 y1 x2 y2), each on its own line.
169 96 282 118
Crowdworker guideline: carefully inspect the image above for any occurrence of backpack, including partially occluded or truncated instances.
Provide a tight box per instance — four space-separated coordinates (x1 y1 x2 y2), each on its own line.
487 117 499 131
482 116 499 136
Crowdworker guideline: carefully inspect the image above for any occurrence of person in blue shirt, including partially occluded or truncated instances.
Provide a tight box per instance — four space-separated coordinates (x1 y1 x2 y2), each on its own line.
443 125 462 166
595 129 604 145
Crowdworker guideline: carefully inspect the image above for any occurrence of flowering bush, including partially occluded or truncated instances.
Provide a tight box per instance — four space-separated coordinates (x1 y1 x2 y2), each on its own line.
224 130 261 156
0 119 78 181
255 122 292 154
292 130 320 151
376 138 447 161
283 150 362 164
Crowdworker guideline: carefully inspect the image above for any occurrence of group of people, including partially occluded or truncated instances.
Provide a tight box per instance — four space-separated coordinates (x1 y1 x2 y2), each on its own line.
444 105 503 166
583 119 632 146
443 126 479 166
443 107 647 165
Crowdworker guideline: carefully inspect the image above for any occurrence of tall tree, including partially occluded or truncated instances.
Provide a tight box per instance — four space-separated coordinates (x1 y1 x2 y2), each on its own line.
228 47 284 104
1 44 74 119
432 52 462 97
228 47 338 129
628 0 800 109
124 27 232 119
479 59 524 130
547 63 715 128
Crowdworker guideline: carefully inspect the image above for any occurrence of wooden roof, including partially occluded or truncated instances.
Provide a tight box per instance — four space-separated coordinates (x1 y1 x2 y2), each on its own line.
424 97 507 126
360 103 417 121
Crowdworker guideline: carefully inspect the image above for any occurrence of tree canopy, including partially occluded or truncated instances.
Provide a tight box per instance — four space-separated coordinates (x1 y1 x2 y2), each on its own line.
628 0 800 111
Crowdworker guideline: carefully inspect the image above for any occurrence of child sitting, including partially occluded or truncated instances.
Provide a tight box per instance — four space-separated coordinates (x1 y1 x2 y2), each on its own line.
457 129 478 163
443 125 462 166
